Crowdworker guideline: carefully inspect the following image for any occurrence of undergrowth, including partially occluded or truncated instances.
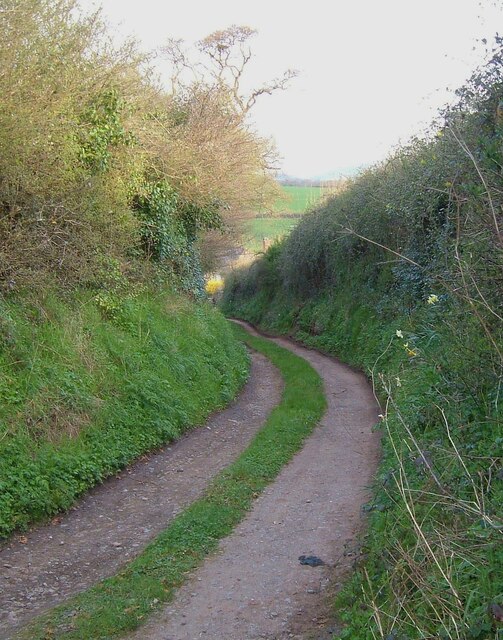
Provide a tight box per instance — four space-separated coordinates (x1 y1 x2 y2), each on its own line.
222 41 503 640
15 322 325 639
1 1 280 297
0 290 248 539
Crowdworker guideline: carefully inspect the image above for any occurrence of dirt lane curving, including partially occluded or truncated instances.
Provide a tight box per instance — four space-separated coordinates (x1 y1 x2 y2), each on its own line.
0 351 283 637
130 321 381 640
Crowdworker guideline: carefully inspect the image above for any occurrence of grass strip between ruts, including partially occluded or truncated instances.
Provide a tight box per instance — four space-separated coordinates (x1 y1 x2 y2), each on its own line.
16 322 326 640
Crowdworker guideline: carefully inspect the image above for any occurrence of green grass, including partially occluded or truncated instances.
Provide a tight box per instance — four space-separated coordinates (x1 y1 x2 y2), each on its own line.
15 322 326 640
273 185 331 214
242 185 333 254
244 217 298 253
226 288 503 639
0 290 248 538
222 219 503 638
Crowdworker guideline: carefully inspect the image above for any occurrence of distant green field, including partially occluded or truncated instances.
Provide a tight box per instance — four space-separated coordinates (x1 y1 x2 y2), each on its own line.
244 218 297 253
243 185 331 253
273 185 330 214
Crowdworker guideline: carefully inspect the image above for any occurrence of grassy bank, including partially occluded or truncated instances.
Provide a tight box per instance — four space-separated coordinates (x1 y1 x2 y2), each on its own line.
16 323 325 639
0 290 248 539
224 217 503 640
222 47 503 640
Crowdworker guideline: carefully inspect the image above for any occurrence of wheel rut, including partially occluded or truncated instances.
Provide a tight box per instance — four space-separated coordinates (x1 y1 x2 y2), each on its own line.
129 322 381 640
0 350 283 637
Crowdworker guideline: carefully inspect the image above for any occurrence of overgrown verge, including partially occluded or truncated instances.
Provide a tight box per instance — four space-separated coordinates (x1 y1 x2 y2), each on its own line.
222 43 503 639
0 0 287 544
1 1 283 296
15 323 325 640
0 290 248 539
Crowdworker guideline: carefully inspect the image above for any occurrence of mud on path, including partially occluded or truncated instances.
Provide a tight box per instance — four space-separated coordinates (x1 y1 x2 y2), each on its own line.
0 351 283 637
130 322 381 640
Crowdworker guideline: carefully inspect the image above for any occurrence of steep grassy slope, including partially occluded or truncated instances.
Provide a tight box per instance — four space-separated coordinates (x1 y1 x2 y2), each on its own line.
0 290 248 538
222 48 503 639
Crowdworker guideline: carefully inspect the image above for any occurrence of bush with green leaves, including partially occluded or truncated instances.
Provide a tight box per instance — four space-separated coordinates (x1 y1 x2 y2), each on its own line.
222 40 503 639
0 0 279 295
78 88 136 174
131 180 223 297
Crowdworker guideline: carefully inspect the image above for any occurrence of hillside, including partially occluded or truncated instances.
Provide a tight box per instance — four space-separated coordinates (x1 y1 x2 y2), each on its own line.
223 42 503 639
0 2 278 537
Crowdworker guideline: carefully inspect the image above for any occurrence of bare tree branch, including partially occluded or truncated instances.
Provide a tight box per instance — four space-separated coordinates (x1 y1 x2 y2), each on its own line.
164 25 298 115
245 69 299 112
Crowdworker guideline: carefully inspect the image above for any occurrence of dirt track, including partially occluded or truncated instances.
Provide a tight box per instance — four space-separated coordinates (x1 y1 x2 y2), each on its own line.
1 323 381 640
129 322 381 640
0 350 283 637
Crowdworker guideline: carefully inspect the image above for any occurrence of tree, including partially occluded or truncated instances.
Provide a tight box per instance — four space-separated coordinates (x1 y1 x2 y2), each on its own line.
163 25 298 115
162 26 296 266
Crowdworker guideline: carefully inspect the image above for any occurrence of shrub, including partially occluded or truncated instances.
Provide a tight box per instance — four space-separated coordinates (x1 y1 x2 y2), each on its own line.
222 40 503 639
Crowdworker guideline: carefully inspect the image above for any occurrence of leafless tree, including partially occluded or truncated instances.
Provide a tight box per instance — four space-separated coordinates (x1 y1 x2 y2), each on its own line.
163 25 298 114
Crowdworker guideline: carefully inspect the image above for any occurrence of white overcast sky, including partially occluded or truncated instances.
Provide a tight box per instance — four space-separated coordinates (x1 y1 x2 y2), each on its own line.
80 0 503 178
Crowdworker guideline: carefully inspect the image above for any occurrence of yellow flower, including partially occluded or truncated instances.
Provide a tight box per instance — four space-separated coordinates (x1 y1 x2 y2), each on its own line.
427 294 439 305
396 329 403 338
403 342 417 357
205 276 224 296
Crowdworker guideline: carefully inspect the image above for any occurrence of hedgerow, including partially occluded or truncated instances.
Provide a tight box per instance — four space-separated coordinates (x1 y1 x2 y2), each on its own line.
0 1 283 535
222 39 503 639
0 0 279 296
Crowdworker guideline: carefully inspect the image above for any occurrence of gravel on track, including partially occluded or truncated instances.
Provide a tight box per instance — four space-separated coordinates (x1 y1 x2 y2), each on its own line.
0 350 283 637
130 322 381 640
